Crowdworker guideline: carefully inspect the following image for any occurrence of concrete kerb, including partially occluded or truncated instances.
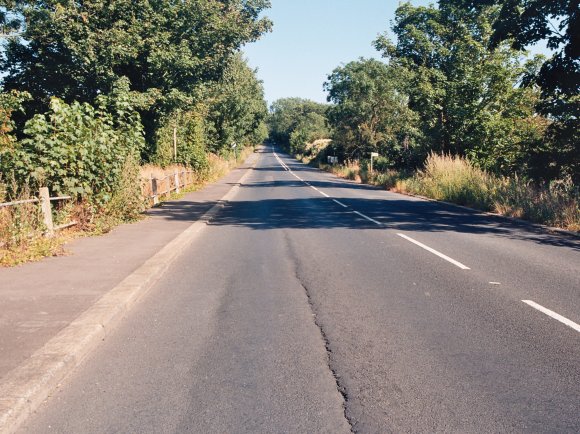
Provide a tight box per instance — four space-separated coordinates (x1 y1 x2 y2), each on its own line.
0 153 258 434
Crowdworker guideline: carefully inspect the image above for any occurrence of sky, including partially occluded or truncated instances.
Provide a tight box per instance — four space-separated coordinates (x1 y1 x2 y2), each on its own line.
242 0 432 106
243 0 551 107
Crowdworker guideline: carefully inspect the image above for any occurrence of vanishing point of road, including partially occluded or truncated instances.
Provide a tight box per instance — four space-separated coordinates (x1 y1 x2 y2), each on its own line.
20 148 580 433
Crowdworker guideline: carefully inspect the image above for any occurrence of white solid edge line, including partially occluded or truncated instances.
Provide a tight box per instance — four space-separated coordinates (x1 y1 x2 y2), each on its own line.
522 300 580 333
333 199 348 208
397 233 470 270
353 210 382 226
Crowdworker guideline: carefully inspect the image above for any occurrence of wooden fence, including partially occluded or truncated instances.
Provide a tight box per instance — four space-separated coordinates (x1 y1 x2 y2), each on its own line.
0 169 198 239
142 169 199 206
0 187 76 236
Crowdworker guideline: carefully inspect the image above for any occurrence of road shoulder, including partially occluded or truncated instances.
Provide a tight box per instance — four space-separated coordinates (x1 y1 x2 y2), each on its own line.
0 151 259 434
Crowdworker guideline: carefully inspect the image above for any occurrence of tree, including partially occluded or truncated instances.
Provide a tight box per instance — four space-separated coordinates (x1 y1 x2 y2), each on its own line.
449 0 579 181
0 0 272 151
373 2 546 176
206 54 269 153
449 0 578 102
268 98 330 152
324 58 420 166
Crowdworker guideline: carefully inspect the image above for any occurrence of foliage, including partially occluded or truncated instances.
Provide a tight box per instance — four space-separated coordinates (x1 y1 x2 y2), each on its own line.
450 0 579 181
373 2 546 177
324 58 422 167
453 0 579 102
1 0 271 110
0 90 28 147
0 90 30 190
10 87 145 208
206 54 269 152
153 107 209 171
268 98 331 154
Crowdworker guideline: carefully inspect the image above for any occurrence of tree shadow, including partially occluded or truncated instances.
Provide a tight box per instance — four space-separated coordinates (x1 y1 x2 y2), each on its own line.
147 189 580 251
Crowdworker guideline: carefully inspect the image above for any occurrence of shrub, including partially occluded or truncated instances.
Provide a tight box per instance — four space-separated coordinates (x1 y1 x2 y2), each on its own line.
406 153 494 209
10 94 145 207
153 109 209 171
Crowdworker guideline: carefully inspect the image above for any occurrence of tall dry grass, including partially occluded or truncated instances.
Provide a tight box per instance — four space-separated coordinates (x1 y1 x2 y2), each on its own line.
402 154 495 209
493 176 580 231
321 161 362 182
318 153 580 232
399 154 579 231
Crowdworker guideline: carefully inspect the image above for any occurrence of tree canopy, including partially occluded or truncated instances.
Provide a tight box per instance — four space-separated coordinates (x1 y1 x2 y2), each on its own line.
324 58 420 165
268 98 330 154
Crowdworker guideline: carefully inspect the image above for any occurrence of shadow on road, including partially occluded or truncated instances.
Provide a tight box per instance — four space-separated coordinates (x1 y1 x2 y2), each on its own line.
148 184 579 252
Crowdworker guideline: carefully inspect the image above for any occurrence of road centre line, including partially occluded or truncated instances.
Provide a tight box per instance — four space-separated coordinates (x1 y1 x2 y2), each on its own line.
522 300 580 333
397 233 471 270
353 211 382 225
310 185 330 197
292 173 304 181
273 150 384 224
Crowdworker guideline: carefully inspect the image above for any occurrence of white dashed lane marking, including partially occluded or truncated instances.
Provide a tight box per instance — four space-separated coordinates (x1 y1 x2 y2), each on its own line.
397 233 471 270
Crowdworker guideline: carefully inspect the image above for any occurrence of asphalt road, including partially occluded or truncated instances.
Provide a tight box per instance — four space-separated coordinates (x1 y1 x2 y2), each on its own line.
21 147 580 433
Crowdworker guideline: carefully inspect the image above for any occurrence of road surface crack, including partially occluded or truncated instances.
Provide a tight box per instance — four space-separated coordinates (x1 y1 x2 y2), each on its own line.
284 233 355 433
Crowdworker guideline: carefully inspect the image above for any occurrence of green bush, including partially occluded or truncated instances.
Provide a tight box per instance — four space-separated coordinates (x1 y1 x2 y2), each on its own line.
7 88 145 214
153 109 209 172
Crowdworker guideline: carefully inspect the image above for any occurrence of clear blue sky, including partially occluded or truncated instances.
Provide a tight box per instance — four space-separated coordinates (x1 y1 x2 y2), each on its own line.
242 0 549 107
242 0 432 106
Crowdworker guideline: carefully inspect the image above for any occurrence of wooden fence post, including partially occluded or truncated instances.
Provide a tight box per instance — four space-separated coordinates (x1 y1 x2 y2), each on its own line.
39 187 54 237
151 176 159 205
174 170 180 194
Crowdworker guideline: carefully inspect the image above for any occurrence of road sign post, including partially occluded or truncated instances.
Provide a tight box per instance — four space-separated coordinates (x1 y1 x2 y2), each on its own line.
370 152 379 173
231 142 238 160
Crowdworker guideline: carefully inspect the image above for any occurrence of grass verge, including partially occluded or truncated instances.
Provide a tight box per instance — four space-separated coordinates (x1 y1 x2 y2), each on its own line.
0 147 255 266
317 153 580 233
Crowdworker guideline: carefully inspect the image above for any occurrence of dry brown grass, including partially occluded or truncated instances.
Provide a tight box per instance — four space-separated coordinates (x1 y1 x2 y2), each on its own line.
1 146 255 266
0 188 75 266
317 153 580 233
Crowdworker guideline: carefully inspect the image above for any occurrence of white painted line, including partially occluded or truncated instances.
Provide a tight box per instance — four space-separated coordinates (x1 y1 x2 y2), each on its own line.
291 173 304 181
353 210 382 226
522 300 580 333
273 151 290 171
310 185 330 197
333 199 348 208
397 233 471 270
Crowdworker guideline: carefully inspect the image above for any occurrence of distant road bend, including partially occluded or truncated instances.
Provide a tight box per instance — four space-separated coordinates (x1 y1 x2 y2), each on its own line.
21 147 580 433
